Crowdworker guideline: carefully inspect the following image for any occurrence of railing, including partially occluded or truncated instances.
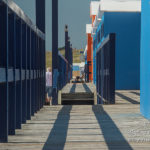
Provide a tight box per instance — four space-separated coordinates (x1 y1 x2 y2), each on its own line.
64 25 73 83
0 0 45 142
96 33 115 104
58 52 72 90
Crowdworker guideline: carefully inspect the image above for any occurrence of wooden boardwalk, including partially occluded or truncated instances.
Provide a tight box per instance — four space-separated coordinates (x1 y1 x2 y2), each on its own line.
61 83 96 94
1 84 150 150
61 83 96 105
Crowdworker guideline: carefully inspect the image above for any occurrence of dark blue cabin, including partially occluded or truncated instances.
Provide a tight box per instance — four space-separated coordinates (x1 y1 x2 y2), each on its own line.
93 0 141 90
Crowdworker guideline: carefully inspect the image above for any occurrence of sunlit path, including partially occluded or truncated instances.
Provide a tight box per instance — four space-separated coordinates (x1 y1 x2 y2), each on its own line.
1 90 150 150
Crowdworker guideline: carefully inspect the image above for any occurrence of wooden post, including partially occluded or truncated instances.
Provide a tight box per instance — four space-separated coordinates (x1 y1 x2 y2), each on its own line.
94 90 97 105
36 0 45 34
58 90 62 105
52 0 58 105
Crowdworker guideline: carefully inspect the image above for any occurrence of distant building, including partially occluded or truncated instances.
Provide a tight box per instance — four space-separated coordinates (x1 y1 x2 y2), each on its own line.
90 1 100 83
73 63 85 78
86 24 92 82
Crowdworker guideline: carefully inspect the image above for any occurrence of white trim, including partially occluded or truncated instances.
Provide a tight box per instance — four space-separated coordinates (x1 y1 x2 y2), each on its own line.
96 35 110 54
97 18 102 21
100 0 141 12
93 15 101 29
86 24 92 34
84 45 87 56
90 1 100 16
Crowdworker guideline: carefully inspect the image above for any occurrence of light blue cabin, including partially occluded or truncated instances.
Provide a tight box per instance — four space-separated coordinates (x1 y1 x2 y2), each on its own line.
140 0 150 119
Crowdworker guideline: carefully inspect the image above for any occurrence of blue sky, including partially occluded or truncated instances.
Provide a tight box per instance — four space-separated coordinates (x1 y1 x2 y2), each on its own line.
13 0 96 51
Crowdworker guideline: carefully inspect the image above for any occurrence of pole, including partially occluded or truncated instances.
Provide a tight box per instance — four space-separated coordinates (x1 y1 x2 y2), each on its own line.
70 44 73 79
65 25 69 82
65 25 68 60
52 0 58 104
68 37 70 82
36 0 45 33
36 0 46 107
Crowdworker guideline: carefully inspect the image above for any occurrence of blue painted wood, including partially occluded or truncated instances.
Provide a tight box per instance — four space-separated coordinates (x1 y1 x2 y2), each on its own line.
15 18 22 129
27 26 31 120
13 13 17 131
0 83 8 142
31 32 36 115
8 69 13 81
0 3 8 142
65 25 69 64
2 0 45 40
36 0 46 109
5 0 9 140
36 0 45 34
8 82 16 135
0 68 32 83
36 37 40 111
58 54 68 90
0 68 6 82
52 0 58 105
21 23 27 124
15 69 20 81
96 34 115 104
140 0 150 119
8 11 16 135
68 38 71 82
34 36 38 112
0 0 46 142
64 31 72 82
93 12 141 90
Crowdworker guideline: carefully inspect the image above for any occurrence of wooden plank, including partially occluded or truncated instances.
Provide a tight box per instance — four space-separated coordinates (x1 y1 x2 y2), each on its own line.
62 83 96 94
1 88 150 150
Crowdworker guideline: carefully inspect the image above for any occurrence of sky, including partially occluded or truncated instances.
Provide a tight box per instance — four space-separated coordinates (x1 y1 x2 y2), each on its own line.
13 0 97 51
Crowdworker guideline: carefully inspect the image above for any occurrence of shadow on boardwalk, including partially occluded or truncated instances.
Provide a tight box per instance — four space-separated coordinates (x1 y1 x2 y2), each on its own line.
69 83 76 93
92 105 133 150
82 83 92 93
130 91 140 96
43 106 72 150
116 92 140 104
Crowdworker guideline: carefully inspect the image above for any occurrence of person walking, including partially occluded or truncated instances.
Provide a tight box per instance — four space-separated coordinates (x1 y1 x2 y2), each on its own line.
46 67 52 105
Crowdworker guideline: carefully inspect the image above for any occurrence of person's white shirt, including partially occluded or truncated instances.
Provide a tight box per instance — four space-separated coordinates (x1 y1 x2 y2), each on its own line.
46 71 52 87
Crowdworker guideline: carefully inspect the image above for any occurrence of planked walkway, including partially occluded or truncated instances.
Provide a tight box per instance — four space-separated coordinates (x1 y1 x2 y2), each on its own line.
61 83 96 94
1 84 150 149
61 83 96 105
